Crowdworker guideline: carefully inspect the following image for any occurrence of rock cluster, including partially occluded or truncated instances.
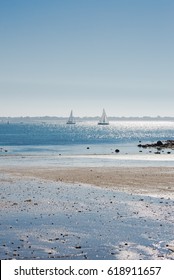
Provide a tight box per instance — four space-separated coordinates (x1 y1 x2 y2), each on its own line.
138 140 174 149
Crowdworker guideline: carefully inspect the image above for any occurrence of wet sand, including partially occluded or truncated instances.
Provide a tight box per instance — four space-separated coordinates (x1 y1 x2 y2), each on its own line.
0 166 174 260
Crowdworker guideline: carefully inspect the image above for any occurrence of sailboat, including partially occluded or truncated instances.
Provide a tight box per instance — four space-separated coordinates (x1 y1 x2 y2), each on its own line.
98 109 109 125
66 110 76 124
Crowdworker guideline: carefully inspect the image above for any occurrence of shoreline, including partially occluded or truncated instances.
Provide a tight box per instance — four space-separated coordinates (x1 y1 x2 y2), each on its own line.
1 166 174 198
1 165 174 260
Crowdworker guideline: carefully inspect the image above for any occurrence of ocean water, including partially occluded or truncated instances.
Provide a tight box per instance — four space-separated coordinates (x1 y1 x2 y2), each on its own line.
0 120 174 166
1 120 174 146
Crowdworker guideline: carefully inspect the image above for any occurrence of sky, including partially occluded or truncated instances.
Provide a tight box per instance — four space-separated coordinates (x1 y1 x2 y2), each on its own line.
0 0 174 117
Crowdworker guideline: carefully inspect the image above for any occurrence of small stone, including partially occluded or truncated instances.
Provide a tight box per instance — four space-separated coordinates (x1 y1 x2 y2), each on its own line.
75 246 81 249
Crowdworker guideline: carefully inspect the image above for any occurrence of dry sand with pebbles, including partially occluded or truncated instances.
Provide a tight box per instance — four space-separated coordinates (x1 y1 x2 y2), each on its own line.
1 166 174 198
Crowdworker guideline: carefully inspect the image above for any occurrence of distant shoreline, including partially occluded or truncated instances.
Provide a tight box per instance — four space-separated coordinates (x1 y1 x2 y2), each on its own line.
1 116 174 122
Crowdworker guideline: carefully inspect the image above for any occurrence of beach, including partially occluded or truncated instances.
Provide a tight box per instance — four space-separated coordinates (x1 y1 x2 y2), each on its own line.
1 166 174 197
1 120 174 259
1 164 174 260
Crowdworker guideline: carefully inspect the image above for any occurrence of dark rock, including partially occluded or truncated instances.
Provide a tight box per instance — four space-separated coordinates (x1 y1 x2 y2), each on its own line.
137 140 174 150
115 149 120 153
24 199 32 203
157 140 163 146
75 246 81 249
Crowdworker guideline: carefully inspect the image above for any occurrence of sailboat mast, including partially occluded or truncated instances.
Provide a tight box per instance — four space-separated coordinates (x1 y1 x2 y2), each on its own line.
98 108 109 125
66 110 76 124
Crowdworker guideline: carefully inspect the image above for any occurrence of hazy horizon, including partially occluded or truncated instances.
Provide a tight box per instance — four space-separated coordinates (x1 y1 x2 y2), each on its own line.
1 114 174 120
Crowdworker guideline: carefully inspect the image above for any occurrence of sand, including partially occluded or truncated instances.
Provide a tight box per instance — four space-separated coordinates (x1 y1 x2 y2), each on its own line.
1 166 174 260
1 166 174 197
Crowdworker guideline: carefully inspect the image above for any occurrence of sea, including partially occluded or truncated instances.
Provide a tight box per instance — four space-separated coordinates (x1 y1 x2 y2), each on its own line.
0 119 174 167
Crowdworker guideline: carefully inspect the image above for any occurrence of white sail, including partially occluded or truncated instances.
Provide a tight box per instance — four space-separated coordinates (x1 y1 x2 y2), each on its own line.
98 109 109 125
66 110 76 124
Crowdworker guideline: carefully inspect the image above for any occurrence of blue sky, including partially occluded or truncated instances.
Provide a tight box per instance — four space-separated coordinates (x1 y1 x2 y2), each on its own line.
0 0 174 117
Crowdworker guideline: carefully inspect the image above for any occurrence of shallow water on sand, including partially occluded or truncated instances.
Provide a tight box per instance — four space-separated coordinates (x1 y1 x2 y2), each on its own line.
1 148 174 168
0 175 174 260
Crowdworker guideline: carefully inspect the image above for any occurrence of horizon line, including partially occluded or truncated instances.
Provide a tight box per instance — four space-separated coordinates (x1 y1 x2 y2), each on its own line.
1 115 174 119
